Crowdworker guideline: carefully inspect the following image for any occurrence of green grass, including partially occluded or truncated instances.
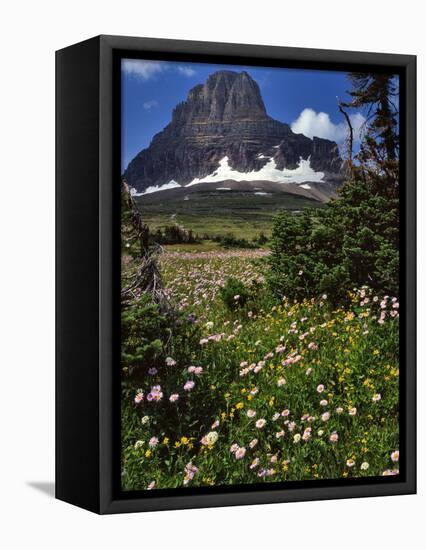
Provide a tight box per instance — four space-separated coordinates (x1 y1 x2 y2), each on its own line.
135 191 321 239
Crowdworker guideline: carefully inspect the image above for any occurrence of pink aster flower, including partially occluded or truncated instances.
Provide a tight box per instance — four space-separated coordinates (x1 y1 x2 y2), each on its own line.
391 450 399 462
165 357 176 367
134 392 144 404
255 418 266 429
149 436 159 448
183 462 198 485
235 447 246 460
329 432 339 443
249 438 258 449
302 428 312 441
184 380 195 391
169 393 179 403
147 385 163 402
316 384 325 393
250 457 260 470
246 409 256 418
382 469 399 476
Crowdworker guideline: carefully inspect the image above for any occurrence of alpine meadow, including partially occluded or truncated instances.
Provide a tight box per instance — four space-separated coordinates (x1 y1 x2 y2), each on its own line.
120 62 400 492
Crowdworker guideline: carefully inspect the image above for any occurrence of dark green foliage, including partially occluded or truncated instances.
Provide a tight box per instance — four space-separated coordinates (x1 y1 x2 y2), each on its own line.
213 232 257 249
219 277 251 310
121 294 169 374
153 224 199 245
268 178 399 302
253 231 269 246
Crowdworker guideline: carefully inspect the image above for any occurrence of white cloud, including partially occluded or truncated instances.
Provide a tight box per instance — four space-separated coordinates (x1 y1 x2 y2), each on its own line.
122 59 165 80
122 60 197 81
177 66 196 77
143 99 159 110
291 108 365 143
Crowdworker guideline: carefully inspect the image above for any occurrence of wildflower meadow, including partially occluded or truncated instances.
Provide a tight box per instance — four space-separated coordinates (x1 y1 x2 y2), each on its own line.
121 241 400 491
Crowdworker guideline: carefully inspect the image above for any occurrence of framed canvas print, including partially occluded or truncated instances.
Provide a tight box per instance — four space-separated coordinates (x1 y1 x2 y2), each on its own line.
56 35 416 514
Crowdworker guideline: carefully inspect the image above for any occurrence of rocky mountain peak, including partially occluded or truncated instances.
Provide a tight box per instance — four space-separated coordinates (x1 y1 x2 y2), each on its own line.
171 70 268 126
125 71 344 193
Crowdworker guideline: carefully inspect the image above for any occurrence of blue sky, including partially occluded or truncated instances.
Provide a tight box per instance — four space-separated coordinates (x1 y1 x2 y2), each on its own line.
121 59 368 171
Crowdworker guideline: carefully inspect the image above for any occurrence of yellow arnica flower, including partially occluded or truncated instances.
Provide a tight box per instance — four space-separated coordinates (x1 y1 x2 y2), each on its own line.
181 436 189 445
236 402 244 410
145 450 152 458
163 437 169 445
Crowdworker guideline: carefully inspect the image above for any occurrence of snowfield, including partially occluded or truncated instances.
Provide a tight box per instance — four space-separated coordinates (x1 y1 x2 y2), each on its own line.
186 155 324 187
131 180 181 196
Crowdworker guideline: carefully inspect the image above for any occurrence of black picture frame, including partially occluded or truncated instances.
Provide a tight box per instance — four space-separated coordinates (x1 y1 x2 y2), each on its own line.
56 34 416 514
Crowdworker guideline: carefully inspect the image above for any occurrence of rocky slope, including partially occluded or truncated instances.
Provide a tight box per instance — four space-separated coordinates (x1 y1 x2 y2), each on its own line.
124 70 343 195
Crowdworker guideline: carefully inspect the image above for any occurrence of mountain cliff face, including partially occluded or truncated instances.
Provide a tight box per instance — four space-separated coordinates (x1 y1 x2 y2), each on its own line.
124 70 343 193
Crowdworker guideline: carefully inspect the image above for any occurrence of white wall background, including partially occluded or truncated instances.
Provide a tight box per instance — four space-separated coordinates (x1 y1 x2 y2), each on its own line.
0 1 423 547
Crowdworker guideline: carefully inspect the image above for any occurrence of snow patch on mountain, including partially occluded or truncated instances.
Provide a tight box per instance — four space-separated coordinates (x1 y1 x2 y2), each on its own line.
186 156 324 187
132 180 181 196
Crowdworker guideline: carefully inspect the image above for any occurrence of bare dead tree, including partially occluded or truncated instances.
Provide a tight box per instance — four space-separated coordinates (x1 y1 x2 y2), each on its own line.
337 97 354 164
121 181 172 313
